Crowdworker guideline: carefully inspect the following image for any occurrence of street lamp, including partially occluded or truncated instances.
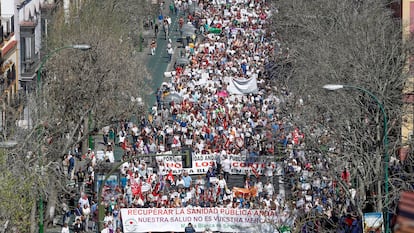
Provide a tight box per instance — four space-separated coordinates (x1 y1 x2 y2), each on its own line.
37 44 91 233
0 140 18 149
323 84 389 233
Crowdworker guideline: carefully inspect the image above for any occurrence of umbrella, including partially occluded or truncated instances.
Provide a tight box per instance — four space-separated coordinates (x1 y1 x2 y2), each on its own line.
164 93 183 103
181 23 196 31
217 90 229 98
175 57 190 66
182 24 196 38
182 24 196 32
182 30 196 38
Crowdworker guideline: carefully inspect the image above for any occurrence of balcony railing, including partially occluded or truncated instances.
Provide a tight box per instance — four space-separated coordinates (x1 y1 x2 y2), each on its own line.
20 57 40 80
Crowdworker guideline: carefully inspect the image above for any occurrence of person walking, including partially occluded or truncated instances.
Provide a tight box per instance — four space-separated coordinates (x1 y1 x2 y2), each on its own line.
154 23 159 37
82 204 91 231
150 39 157 56
167 45 174 62
73 218 84 233
61 223 70 233
185 223 196 233
75 167 86 193
68 154 75 180
100 223 110 233
222 156 231 182
169 2 175 15
163 19 170 40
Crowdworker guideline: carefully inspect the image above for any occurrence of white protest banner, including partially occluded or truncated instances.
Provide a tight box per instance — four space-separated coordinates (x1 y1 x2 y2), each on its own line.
227 76 258 95
156 154 275 175
156 155 183 175
228 155 276 175
121 207 278 233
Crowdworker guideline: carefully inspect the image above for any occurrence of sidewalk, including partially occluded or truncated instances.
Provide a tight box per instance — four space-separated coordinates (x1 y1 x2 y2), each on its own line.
47 2 182 232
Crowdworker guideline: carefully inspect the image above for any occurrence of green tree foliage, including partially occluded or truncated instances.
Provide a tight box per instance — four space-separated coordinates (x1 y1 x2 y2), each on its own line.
0 149 37 232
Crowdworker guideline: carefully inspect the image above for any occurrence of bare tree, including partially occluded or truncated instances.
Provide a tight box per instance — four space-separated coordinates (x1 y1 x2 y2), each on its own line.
0 0 155 232
266 0 413 231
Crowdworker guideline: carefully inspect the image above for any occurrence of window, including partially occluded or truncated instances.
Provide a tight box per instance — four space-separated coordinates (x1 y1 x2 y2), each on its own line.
1 16 14 38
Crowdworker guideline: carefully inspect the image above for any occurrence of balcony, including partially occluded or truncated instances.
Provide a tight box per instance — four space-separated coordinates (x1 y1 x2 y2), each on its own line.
1 15 15 45
20 57 39 81
20 20 37 32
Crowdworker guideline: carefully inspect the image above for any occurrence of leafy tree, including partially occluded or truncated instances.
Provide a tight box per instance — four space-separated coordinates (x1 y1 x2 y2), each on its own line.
0 149 37 233
267 0 413 230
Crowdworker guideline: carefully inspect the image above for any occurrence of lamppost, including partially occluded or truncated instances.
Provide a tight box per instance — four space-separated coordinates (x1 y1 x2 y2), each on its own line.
323 84 389 233
37 44 91 233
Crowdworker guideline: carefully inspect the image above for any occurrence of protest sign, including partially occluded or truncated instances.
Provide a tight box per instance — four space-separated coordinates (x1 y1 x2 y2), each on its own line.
121 207 278 232
156 154 275 175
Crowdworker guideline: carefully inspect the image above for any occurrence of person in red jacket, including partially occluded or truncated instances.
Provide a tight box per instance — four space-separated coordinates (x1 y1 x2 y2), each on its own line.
341 168 351 186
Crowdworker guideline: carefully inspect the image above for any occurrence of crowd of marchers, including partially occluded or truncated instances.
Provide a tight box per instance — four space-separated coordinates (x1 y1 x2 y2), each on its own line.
60 0 371 233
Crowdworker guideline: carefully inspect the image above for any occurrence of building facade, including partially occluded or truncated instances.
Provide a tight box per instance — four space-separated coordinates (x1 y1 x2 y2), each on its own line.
0 0 58 134
401 0 414 160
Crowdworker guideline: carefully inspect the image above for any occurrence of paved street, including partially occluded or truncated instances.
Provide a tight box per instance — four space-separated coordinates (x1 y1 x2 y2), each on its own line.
47 3 183 232
145 5 179 107
46 1 286 232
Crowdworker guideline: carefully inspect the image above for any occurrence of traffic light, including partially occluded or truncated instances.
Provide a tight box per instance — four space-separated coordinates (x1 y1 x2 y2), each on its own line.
181 147 192 168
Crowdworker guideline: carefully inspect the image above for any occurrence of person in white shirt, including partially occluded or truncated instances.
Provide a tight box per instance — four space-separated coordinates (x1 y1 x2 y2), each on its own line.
104 212 114 226
61 223 70 233
176 175 185 187
82 204 91 231
118 128 127 146
264 180 274 198
130 124 139 143
195 175 205 194
221 156 231 181
255 179 263 198
101 223 110 233
78 194 90 209
125 182 133 206
167 46 174 62
265 162 274 178
217 175 227 201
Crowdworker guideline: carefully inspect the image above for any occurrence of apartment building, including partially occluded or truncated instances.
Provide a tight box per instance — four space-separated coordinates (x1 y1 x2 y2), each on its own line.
401 0 414 160
0 0 58 134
